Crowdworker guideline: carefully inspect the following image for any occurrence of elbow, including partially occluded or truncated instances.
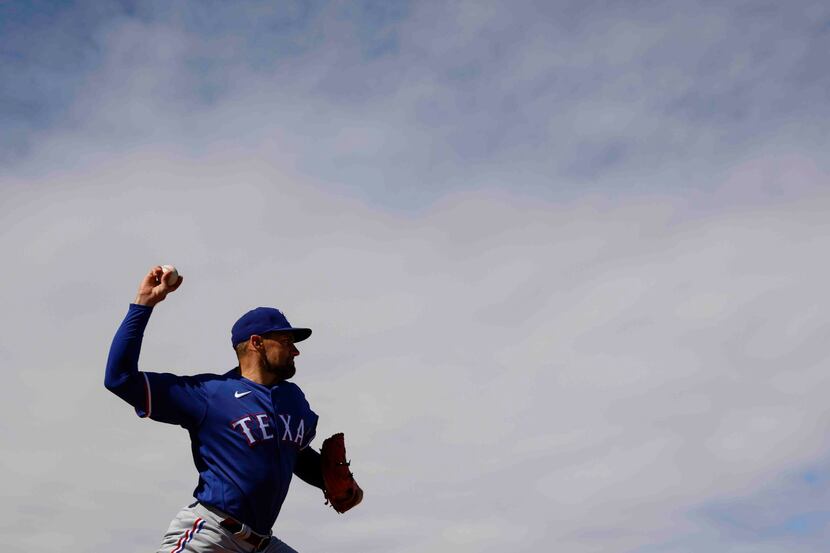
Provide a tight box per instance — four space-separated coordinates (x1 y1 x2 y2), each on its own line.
104 373 122 393
104 365 130 393
104 370 143 409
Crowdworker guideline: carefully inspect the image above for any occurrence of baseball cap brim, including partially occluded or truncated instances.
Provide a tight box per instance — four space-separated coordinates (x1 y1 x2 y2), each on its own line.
263 327 312 343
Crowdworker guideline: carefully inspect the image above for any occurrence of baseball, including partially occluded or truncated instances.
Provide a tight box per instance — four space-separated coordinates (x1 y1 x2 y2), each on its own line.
161 264 179 285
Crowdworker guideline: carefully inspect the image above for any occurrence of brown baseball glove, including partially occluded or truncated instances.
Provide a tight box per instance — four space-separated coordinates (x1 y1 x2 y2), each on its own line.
320 433 363 514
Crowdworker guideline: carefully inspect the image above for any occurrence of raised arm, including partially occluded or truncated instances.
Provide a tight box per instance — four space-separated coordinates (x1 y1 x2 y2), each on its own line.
104 266 183 408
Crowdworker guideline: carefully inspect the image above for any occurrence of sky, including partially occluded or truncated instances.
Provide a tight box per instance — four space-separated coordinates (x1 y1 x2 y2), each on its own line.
1 1 830 552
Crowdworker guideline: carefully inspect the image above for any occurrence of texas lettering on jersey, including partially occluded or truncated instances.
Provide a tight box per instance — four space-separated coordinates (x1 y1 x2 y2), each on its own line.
231 412 308 447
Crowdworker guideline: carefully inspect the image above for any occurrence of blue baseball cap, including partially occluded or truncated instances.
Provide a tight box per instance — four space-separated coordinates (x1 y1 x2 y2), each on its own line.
231 307 312 347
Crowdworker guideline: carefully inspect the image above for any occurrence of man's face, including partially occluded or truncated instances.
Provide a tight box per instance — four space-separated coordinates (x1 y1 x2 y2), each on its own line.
260 332 299 380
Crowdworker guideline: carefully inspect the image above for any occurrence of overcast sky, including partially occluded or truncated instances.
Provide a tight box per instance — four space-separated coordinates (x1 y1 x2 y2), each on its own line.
2 1 830 552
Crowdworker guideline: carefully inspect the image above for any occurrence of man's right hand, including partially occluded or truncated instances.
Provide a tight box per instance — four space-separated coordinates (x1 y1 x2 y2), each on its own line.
134 266 183 307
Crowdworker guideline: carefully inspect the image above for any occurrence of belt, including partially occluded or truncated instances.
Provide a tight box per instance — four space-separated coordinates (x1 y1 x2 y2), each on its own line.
194 502 271 552
218 517 271 552
219 517 271 551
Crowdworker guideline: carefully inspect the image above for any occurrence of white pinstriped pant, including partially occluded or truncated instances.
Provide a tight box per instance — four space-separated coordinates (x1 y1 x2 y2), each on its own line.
155 502 299 553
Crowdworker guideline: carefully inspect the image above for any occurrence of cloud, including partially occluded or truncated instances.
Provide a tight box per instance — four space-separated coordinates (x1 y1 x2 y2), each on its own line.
5 1 829 201
3 149 830 552
2 1 830 552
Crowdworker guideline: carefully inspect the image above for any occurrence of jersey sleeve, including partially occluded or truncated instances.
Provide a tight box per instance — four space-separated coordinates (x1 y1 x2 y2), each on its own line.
105 303 208 428
138 372 209 427
293 447 324 489
105 303 154 409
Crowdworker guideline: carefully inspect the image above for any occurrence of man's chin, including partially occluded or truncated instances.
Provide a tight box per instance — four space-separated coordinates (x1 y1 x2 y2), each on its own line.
275 364 296 380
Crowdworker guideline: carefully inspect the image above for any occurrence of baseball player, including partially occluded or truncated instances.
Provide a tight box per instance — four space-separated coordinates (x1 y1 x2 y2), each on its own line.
104 266 362 552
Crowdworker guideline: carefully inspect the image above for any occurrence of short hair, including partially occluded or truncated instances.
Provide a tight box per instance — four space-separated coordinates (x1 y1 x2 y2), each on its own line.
234 339 249 358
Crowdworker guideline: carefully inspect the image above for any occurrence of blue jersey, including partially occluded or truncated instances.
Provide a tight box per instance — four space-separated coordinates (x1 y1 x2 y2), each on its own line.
105 304 319 534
